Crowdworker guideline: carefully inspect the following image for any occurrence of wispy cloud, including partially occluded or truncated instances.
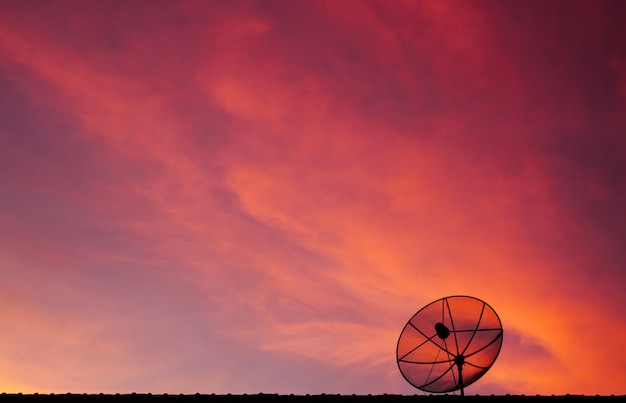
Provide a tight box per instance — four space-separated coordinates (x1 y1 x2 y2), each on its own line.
0 0 624 395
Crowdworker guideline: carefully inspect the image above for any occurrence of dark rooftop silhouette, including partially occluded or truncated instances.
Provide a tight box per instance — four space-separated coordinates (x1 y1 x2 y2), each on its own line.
0 394 623 403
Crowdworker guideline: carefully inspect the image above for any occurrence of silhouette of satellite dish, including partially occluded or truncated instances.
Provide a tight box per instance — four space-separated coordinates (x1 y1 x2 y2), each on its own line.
396 296 503 396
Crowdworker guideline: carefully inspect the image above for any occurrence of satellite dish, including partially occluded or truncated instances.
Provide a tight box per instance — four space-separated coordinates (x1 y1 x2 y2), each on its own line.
396 295 503 396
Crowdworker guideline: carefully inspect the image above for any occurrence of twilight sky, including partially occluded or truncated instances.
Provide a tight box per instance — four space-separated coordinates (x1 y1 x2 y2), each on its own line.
1 0 625 396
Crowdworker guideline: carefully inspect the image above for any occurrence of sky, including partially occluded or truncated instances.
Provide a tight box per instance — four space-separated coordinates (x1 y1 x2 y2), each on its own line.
1 0 625 396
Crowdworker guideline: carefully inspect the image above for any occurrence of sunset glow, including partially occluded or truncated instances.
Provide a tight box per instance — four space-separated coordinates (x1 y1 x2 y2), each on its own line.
1 0 625 396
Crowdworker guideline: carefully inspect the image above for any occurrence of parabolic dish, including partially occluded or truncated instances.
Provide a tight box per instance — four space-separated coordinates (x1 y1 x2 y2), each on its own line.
396 295 503 394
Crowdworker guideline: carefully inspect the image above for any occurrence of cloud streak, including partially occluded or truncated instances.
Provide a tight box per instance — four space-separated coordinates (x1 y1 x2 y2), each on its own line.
1 0 625 396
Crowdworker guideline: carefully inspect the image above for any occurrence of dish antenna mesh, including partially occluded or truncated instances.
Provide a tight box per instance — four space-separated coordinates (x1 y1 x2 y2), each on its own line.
396 296 503 396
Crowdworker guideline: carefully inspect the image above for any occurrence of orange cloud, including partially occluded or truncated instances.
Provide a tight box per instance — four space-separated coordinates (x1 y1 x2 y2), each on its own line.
1 0 625 396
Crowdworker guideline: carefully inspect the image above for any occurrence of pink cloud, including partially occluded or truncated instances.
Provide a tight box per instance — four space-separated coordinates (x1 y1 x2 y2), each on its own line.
0 0 625 396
